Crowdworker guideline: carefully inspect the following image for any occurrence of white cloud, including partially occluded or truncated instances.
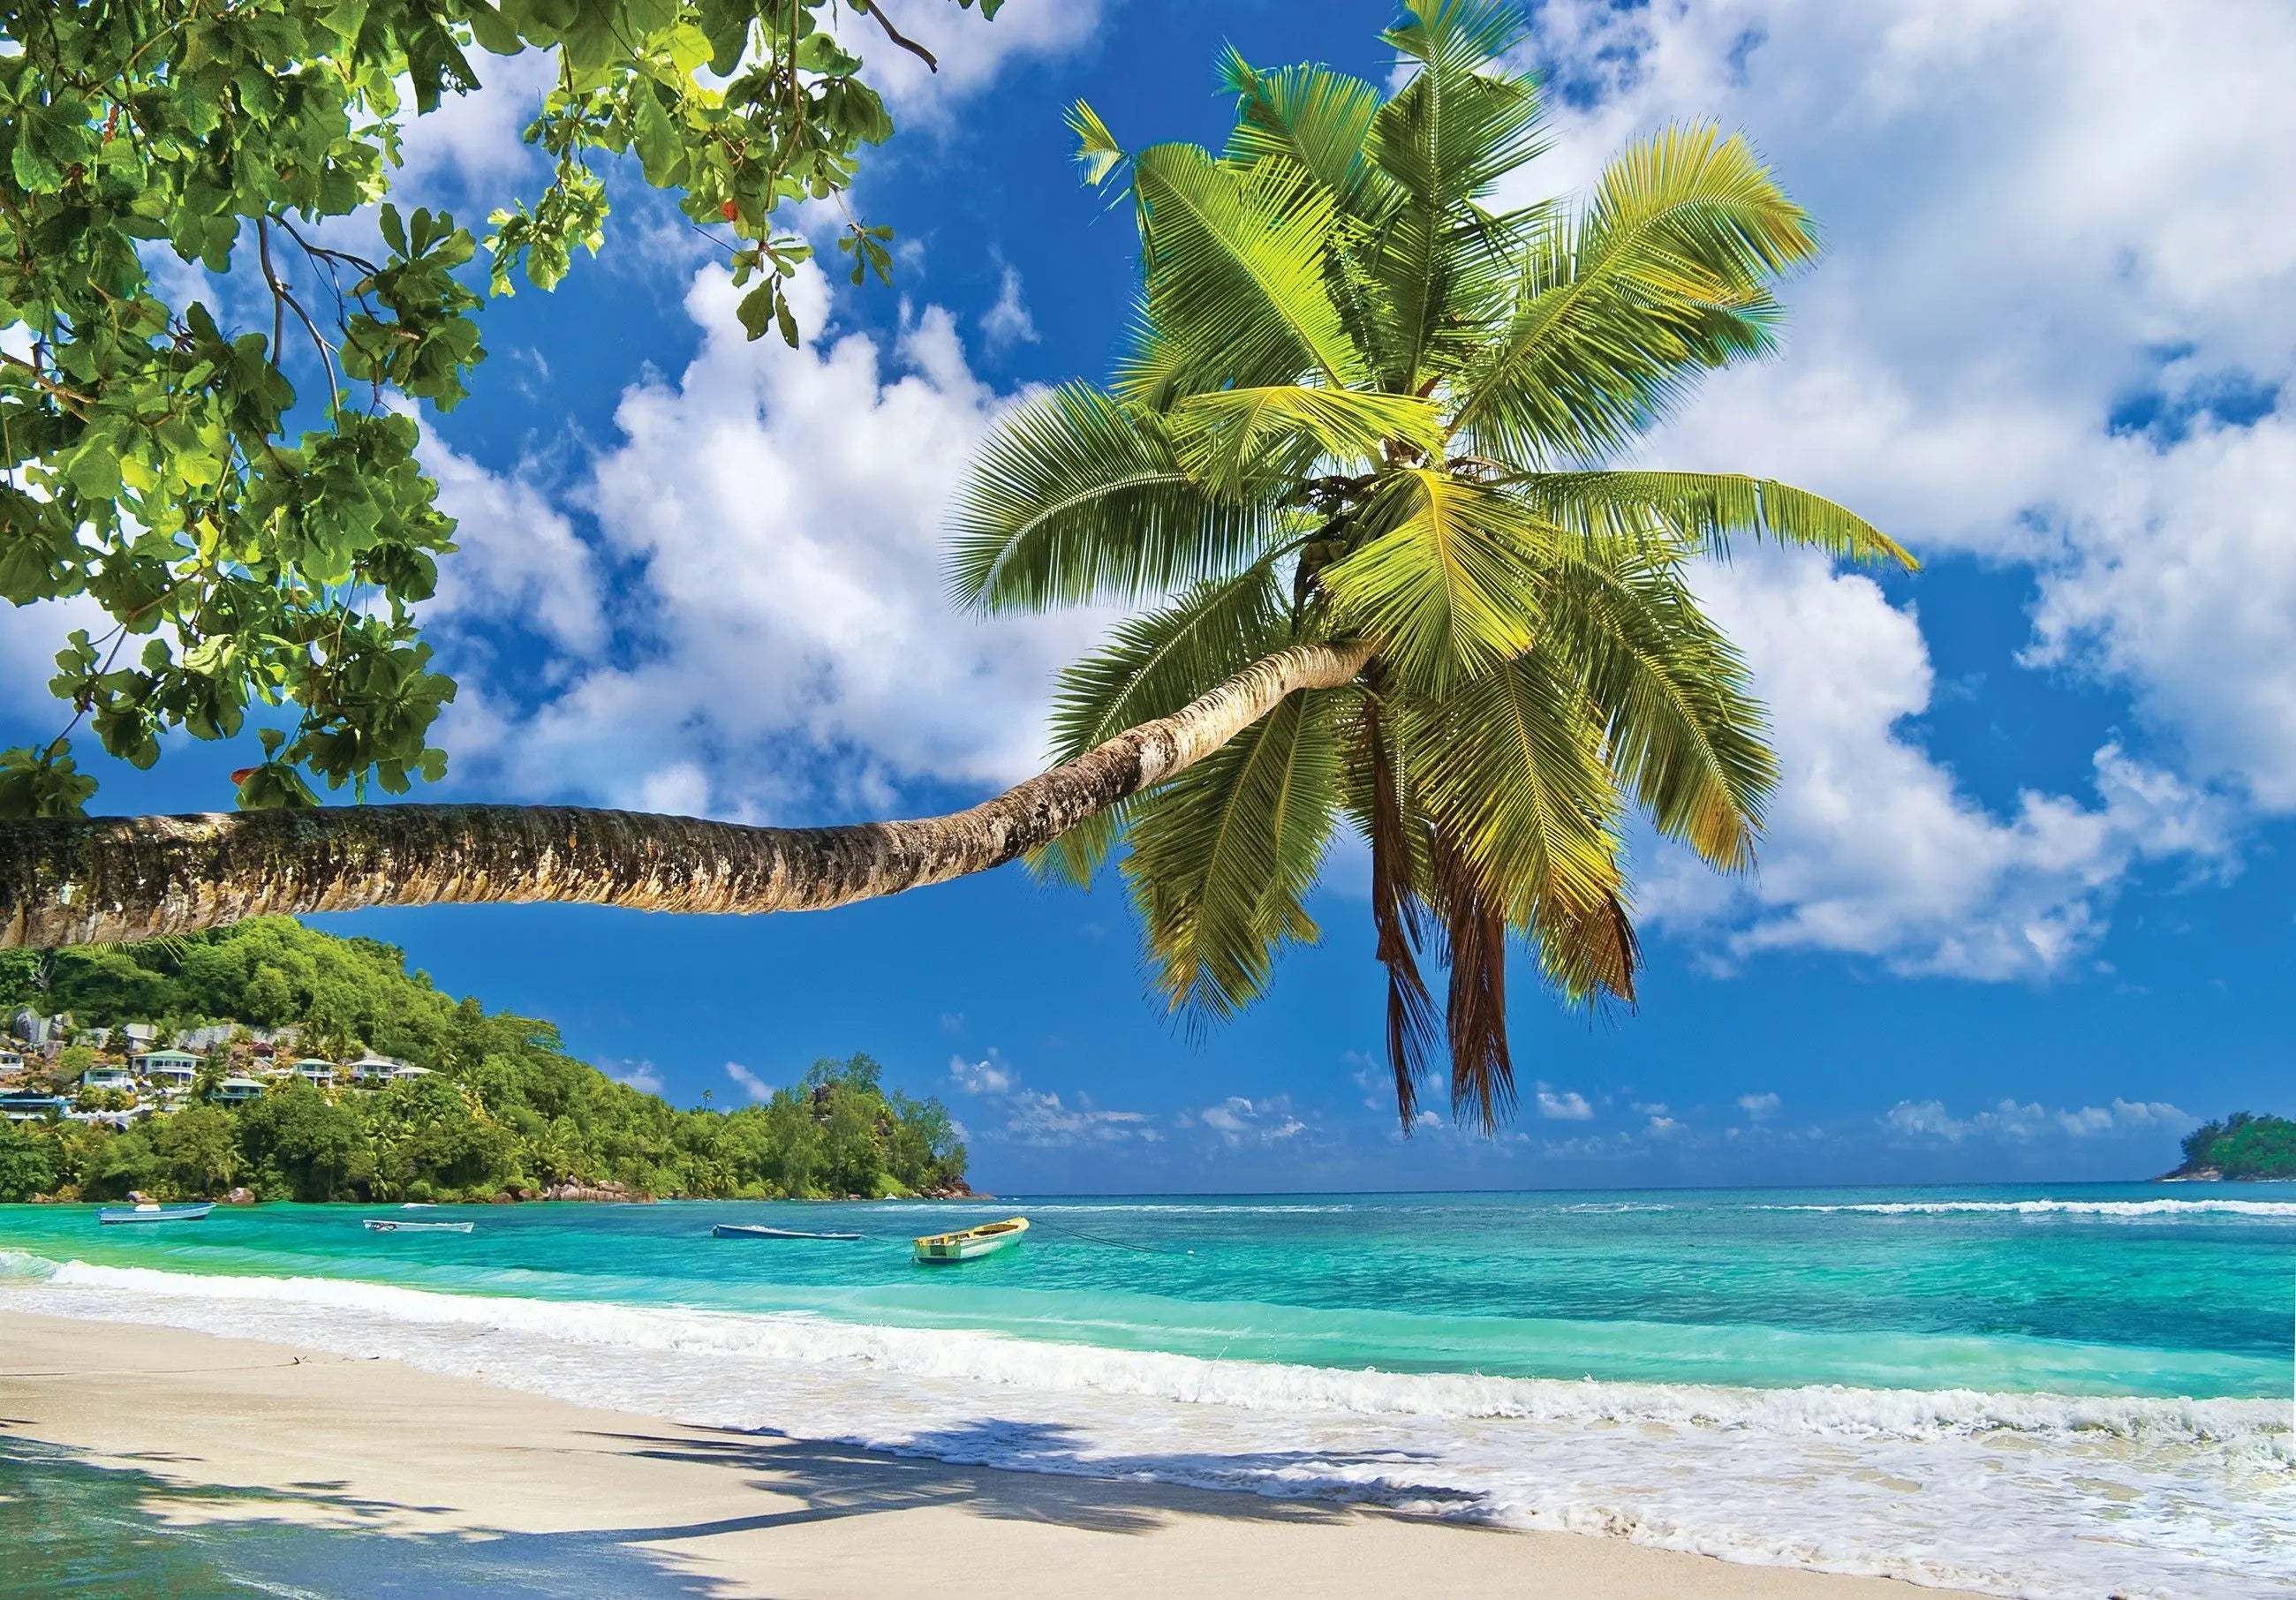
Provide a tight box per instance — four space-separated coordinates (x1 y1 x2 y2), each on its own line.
440 263 1111 818
832 0 1106 123
0 595 105 721
394 49 559 196
948 1052 1016 1097
421 431 606 657
1535 1088 1595 1121
1639 551 2236 979
724 1060 774 1102
1507 0 2296 973
1738 1092 1782 1120
978 260 1040 350
1884 1095 2190 1143
611 1060 666 1096
1197 1095 1306 1147
1001 1087 1156 1148
945 1047 1154 1147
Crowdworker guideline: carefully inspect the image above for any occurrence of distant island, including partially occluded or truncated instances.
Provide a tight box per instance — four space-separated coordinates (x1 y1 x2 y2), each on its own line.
0 919 967 1205
2164 1112 2296 1181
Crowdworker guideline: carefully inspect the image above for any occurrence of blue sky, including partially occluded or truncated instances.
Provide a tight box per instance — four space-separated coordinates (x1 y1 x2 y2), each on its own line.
6 0 2293 1191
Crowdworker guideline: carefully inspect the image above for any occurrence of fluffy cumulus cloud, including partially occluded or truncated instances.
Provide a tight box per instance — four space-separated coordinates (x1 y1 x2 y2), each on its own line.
1636 552 2238 977
1738 1092 1781 1120
431 264 1109 817
946 1051 1156 1147
1509 0 2296 975
1535 1087 1595 1121
828 0 1106 122
1195 1095 1307 1147
1884 1096 2190 1143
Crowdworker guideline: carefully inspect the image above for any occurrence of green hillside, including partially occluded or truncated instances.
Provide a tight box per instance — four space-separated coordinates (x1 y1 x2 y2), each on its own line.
0 920 966 1204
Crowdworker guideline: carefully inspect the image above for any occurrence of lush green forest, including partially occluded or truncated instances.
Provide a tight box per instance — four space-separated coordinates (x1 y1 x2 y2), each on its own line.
2171 1113 2296 1181
0 920 966 1204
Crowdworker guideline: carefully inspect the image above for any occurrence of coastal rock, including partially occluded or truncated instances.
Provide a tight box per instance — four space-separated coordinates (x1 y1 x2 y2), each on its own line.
224 1188 255 1204
541 1180 653 1204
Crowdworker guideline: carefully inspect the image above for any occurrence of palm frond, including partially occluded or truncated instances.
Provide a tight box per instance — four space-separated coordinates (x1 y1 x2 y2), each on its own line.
1219 52 1386 205
1361 0 1546 389
1433 832 1514 1132
1454 124 1816 462
1356 687 1439 1127
1129 144 1367 393
1068 99 1127 189
949 384 1281 613
1406 647 1623 927
1532 885 1640 1006
1031 559 1294 885
1545 545 1776 871
1522 470 1916 569
1168 385 1444 496
1124 689 1346 1021
1319 469 1548 691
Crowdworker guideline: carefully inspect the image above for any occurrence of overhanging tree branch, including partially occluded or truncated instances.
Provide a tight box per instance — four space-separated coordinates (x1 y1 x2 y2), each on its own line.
0 639 1374 948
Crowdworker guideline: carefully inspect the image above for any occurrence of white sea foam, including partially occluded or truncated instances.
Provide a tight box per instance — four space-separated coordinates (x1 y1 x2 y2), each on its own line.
1772 1199 2296 1219
4 1254 2292 1598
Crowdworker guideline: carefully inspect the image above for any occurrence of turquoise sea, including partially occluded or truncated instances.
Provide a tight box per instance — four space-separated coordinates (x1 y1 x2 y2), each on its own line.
5 1185 2294 1596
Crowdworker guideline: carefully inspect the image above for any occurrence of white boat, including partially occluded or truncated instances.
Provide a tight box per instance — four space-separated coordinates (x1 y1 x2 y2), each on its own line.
364 1219 475 1234
713 1223 862 1241
98 1202 215 1225
913 1216 1029 1264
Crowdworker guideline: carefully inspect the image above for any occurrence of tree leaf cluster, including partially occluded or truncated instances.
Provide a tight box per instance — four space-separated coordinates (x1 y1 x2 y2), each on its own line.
0 917 966 1202
0 0 997 815
948 0 1914 1130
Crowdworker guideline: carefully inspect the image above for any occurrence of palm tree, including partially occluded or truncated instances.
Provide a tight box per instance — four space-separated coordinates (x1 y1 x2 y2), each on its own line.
1 4 1908 1109
948 0 1911 1128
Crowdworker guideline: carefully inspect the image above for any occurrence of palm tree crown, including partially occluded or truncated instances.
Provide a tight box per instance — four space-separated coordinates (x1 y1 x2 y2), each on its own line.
949 0 1913 1130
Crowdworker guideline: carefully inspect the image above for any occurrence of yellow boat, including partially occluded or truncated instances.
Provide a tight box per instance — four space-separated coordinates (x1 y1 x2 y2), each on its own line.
913 1216 1029 1264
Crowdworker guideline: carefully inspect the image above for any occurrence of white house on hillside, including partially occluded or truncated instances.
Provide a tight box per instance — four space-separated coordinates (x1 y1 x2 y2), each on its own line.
132 1049 201 1086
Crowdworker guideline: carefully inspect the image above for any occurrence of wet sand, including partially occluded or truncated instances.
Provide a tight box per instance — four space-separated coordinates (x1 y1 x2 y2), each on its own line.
0 1309 1983 1597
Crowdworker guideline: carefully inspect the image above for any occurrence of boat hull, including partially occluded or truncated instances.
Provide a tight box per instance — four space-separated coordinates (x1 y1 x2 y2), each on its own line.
913 1216 1029 1264
364 1219 475 1233
98 1203 215 1225
713 1225 863 1241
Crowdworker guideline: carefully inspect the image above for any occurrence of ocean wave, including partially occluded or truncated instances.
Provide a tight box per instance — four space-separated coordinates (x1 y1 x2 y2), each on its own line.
10 1252 2294 1598
1771 1199 2296 1219
19 1257 2281 1449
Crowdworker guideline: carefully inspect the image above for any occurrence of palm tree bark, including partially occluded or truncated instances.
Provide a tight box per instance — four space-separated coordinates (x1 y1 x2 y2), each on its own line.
1 639 1375 948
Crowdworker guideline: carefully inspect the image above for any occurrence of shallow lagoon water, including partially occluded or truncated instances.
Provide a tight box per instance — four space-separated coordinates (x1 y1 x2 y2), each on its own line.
5 1185 2293 1596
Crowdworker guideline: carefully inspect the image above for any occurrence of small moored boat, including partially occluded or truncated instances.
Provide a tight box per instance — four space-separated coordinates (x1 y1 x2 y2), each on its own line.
98 1202 215 1226
713 1224 862 1241
913 1216 1028 1264
364 1219 476 1234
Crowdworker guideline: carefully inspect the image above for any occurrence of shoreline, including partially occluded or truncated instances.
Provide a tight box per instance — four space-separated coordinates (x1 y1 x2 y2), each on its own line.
0 1309 1978 1598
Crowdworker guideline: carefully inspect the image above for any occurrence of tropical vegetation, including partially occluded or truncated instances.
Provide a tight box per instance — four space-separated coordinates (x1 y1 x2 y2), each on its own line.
0 918 966 1202
0 0 997 819
2171 1112 2296 1181
948 1 1910 1124
0 2 1910 1140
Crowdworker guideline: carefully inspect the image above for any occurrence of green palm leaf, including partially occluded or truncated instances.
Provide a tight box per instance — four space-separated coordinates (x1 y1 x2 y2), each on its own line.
1320 469 1547 691
1219 52 1386 205
1455 123 1816 461
1129 143 1367 393
1168 385 1445 495
1522 470 1917 569
1034 560 1294 886
1405 648 1623 928
949 384 1280 612
1123 688 1346 1020
1547 547 1775 871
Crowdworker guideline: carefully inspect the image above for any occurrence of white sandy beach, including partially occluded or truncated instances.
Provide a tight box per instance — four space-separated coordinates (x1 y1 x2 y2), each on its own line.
0 1310 1983 1598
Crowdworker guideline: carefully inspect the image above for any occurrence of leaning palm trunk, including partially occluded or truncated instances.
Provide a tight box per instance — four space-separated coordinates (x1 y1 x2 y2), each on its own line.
0 641 1374 948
